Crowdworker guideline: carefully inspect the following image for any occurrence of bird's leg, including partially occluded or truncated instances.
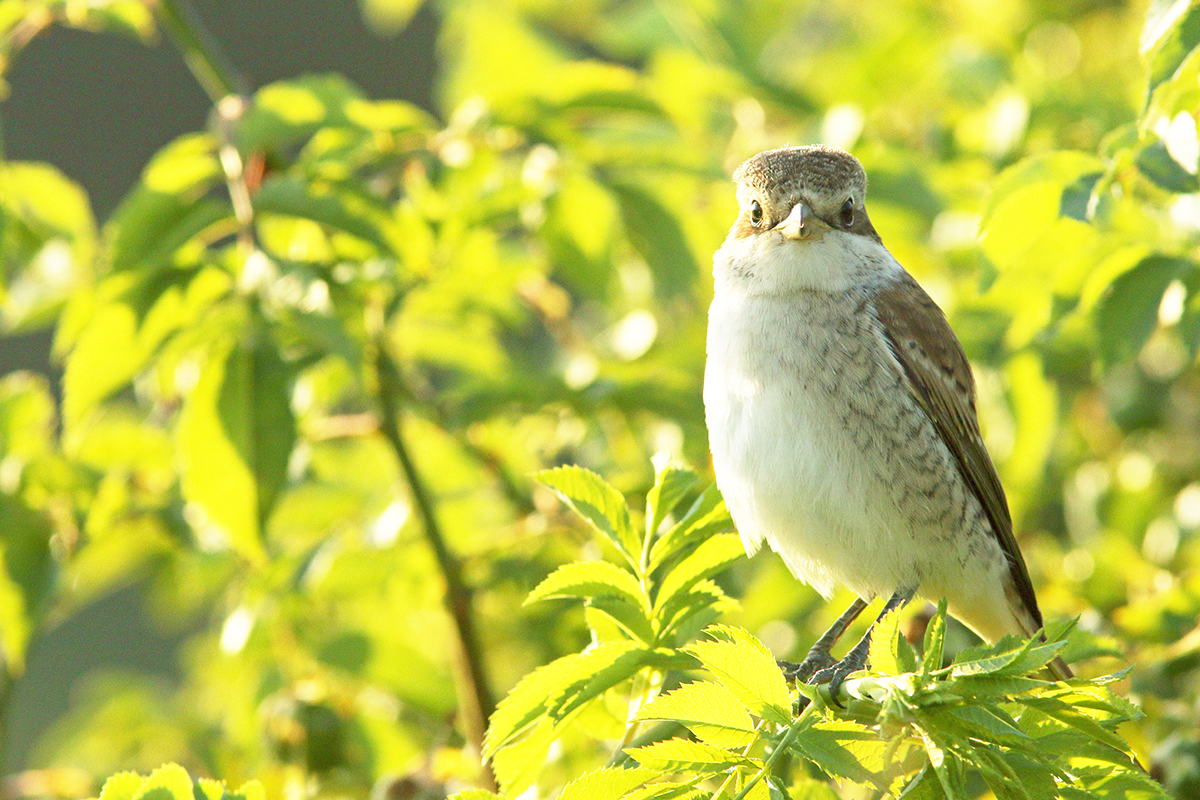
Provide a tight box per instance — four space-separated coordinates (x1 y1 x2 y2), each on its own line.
779 597 868 683
811 587 916 701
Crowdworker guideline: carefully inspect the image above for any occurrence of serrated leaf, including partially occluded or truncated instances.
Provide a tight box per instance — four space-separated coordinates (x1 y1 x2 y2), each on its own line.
626 737 758 774
684 626 791 725
645 461 699 541
484 641 640 756
587 595 657 644
790 718 888 789
177 334 296 564
551 645 666 719
868 605 916 676
648 485 733 573
230 780 265 800
97 771 145 800
490 716 554 797
622 782 705 800
526 560 650 610
657 580 736 639
654 533 744 612
133 764 192 800
636 680 757 749
1020 696 1129 752
559 767 660 800
922 600 947 673
537 466 641 567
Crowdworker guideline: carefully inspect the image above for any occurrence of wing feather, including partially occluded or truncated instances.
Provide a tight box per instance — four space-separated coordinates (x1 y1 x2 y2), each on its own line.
873 271 1044 632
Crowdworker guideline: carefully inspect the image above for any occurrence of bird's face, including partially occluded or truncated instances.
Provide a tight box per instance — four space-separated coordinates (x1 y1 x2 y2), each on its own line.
714 145 891 295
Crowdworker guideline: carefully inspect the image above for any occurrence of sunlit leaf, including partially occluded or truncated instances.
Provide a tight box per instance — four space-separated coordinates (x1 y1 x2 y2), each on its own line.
684 626 791 725
559 767 660 800
536 466 641 567
626 737 758 773
177 333 296 564
653 534 744 613
635 680 757 749
1094 255 1192 364
525 560 650 610
108 134 223 273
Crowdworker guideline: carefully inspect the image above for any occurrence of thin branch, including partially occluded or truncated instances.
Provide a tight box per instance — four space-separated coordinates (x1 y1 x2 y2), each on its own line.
153 0 242 103
374 342 497 789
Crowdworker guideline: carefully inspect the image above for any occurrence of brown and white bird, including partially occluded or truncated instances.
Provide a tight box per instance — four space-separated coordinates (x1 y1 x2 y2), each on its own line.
703 145 1070 688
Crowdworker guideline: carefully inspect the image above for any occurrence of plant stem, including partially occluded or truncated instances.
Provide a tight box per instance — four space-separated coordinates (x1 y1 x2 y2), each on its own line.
724 709 811 800
154 0 242 103
374 343 497 788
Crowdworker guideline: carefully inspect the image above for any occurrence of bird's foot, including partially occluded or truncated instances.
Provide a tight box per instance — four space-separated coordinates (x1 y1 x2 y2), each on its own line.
779 649 837 684
809 648 869 706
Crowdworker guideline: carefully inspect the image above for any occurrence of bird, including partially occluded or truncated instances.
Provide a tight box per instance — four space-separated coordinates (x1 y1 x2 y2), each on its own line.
703 144 1071 691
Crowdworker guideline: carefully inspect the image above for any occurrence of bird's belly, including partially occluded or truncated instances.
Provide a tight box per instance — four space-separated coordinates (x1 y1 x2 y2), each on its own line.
704 292 986 600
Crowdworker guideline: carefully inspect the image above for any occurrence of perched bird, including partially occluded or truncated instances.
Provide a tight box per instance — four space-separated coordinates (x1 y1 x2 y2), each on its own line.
703 145 1070 689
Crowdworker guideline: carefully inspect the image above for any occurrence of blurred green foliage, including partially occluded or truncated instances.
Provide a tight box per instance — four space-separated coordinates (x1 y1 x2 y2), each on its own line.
0 0 1198 797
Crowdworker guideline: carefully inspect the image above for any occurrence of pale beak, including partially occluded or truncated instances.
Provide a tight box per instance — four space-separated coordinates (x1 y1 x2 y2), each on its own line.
773 201 828 241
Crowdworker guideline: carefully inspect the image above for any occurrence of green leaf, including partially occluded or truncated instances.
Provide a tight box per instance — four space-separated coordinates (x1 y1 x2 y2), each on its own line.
684 626 791 725
0 161 97 329
1137 139 1200 193
790 718 888 789
361 0 426 35
239 75 363 153
132 764 193 800
657 580 736 640
177 334 296 564
609 182 698 299
1144 1 1200 98
922 600 947 673
98 772 146 800
587 595 657 644
635 680 757 749
622 782 705 800
61 267 232 425
1094 255 1191 364
648 485 733 572
559 767 660 800
525 560 650 610
645 460 699 541
626 737 758 774
536 466 641 567
254 176 403 257
868 604 917 676
490 716 554 797
484 641 641 756
654 533 744 613
108 134 223 273
448 792 507 800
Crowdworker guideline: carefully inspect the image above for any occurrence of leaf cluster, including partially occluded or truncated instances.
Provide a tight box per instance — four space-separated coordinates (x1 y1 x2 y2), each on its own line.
467 469 1163 800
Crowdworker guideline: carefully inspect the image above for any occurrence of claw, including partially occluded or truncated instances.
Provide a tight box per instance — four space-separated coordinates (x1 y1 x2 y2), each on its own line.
809 649 868 705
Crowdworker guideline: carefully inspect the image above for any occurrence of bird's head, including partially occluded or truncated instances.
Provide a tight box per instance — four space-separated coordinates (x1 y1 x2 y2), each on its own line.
716 145 893 294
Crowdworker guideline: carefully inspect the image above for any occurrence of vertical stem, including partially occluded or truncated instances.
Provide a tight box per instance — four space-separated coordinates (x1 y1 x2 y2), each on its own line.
374 343 497 788
154 0 242 102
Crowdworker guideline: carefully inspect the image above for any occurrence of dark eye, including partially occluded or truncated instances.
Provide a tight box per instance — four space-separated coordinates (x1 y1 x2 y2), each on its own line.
749 200 763 225
839 198 855 227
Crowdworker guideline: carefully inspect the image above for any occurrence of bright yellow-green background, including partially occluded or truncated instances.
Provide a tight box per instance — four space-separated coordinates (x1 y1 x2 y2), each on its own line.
0 0 1198 797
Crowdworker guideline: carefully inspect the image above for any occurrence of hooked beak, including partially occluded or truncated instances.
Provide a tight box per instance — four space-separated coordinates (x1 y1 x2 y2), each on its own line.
773 201 828 241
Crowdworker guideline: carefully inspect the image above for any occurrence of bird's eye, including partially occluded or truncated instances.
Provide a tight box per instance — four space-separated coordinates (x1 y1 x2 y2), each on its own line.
749 200 763 225
839 198 855 227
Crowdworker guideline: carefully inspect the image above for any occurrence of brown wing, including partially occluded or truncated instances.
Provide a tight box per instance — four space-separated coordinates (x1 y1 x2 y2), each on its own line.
873 270 1044 631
